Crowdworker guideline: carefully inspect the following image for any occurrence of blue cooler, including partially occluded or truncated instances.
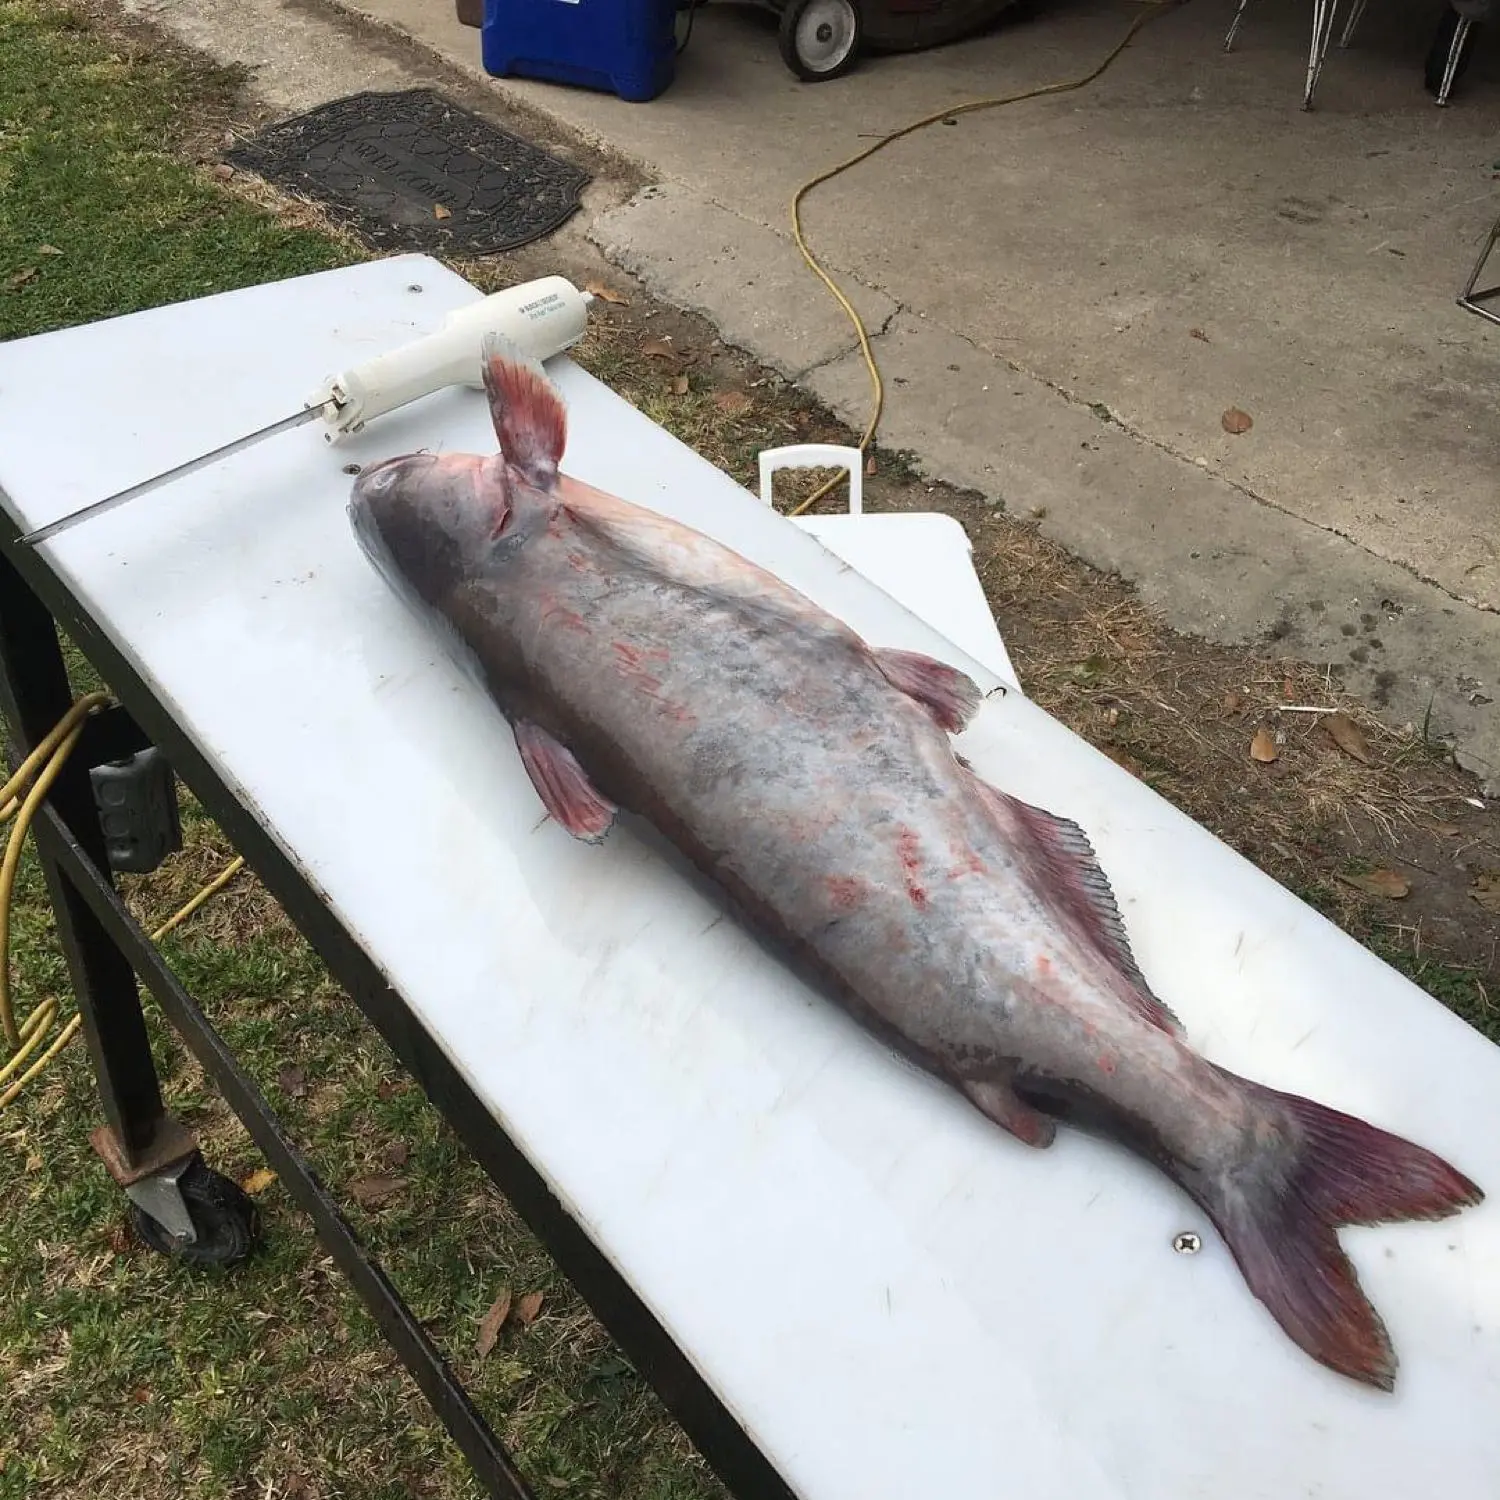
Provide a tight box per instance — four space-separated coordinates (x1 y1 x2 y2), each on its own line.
481 0 680 102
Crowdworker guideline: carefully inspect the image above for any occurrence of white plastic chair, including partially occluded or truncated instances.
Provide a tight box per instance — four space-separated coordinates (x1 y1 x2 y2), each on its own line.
757 444 1022 694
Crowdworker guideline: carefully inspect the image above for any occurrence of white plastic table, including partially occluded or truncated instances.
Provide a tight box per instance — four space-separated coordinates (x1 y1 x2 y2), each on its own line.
2 254 1498 1500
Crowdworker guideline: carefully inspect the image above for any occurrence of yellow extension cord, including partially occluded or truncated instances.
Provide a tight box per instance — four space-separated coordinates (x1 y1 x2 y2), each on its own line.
1 694 244 1110
786 0 1180 515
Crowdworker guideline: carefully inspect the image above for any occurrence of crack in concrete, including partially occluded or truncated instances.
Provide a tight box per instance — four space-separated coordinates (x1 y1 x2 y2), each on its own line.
791 298 904 381
872 307 1500 621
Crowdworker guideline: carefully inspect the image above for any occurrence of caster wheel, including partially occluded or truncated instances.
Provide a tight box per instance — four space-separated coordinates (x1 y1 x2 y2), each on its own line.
778 0 863 80
130 1155 261 1266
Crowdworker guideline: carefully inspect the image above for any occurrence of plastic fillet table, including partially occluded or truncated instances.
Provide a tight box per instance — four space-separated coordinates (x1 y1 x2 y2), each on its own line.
2 255 1498 1500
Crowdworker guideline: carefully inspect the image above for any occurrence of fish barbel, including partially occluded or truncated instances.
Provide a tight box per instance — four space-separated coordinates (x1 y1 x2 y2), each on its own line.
348 336 1482 1391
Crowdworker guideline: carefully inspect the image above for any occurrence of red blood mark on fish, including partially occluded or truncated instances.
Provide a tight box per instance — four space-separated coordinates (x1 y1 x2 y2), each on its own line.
611 642 663 693
825 875 867 911
612 642 670 667
543 600 590 634
947 849 988 880
1096 1053 1117 1075
1035 954 1052 978
896 827 927 909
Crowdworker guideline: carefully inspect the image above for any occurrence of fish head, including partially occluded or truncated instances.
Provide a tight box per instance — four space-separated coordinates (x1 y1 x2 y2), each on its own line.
348 449 548 609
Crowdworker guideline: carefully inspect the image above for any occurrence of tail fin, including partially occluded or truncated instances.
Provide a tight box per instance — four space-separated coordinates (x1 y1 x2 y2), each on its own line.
1191 1068 1482 1392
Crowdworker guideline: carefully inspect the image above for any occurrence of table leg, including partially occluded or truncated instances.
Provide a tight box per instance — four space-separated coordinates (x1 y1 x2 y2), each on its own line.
0 547 194 1178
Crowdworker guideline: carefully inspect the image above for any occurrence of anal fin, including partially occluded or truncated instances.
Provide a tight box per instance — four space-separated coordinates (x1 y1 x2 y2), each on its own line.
961 1077 1058 1148
513 720 616 844
873 648 982 734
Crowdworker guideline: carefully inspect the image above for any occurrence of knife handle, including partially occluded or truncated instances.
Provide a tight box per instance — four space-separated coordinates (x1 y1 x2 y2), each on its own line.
307 276 593 442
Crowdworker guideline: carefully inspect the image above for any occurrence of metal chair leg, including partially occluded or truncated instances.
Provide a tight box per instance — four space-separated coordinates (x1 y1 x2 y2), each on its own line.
1303 0 1341 107
1224 0 1253 52
1436 14 1473 102
1338 0 1368 47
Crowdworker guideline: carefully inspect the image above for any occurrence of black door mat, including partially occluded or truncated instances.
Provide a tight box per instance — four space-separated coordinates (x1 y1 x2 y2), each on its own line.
226 89 591 256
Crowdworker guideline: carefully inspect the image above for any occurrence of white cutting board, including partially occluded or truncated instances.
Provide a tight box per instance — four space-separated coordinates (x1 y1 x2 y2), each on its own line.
2 255 1496 1500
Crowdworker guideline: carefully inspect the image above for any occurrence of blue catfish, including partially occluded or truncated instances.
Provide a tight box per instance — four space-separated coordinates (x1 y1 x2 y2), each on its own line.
347 336 1482 1391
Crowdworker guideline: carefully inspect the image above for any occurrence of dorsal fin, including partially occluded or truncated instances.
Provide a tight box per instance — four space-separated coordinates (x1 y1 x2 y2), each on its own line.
967 771 1181 1034
481 332 567 489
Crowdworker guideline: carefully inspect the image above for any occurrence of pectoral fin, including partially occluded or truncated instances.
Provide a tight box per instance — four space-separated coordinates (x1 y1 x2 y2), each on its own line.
513 720 616 843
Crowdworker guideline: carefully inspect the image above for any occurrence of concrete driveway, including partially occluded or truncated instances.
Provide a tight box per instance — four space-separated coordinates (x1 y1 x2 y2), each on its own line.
127 0 1500 779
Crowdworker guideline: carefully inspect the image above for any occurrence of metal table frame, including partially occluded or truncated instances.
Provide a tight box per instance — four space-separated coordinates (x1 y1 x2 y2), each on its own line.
1459 208 1500 328
0 507 795 1500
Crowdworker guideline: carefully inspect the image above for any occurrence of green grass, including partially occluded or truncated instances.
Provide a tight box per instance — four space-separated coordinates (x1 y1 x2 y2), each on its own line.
0 5 724 1496
0 0 355 340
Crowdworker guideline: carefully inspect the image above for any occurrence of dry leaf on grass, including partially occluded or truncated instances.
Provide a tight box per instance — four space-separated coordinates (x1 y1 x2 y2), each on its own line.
1222 690 1244 714
277 1064 308 1099
1429 820 1462 837
6 268 38 290
670 374 689 396
212 163 234 181
476 1289 512 1358
1323 711 1371 765
240 1167 278 1196
515 1291 545 1326
640 336 676 360
1189 327 1209 342
713 390 752 415
864 454 878 477
1339 869 1411 900
348 1174 404 1207
1221 407 1253 435
584 281 629 305
433 204 452 220
1249 727 1279 763
377 1078 409 1100
1472 872 1500 914
383 1140 411 1169
38 244 63 256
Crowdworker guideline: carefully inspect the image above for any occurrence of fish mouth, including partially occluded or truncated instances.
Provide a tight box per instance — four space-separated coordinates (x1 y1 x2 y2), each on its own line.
346 461 404 579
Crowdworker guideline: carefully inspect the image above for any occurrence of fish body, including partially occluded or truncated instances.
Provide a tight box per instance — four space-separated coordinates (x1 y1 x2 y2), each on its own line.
348 339 1482 1392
